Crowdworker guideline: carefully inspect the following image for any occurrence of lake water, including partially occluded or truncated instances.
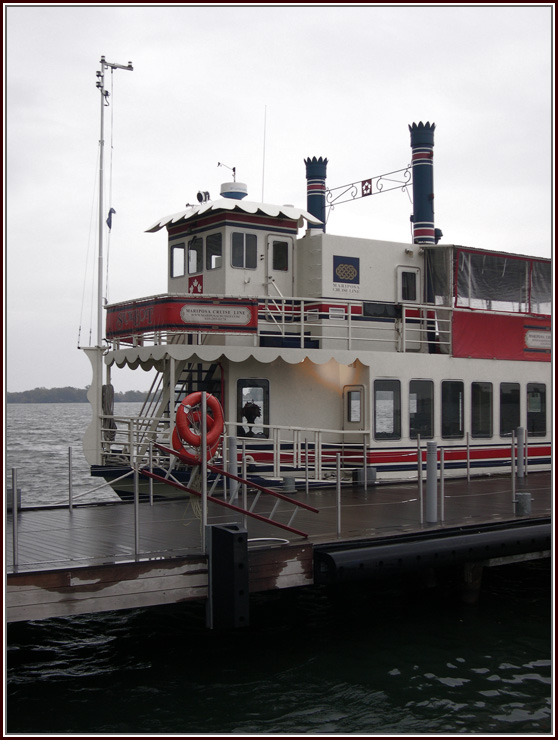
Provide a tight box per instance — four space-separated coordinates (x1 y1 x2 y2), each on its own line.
5 404 553 735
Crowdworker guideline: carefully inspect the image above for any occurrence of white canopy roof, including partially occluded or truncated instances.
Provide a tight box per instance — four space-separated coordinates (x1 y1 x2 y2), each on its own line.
146 198 322 233
106 345 366 372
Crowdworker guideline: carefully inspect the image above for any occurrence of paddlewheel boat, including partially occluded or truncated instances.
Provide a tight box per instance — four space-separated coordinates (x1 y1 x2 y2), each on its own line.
82 113 551 500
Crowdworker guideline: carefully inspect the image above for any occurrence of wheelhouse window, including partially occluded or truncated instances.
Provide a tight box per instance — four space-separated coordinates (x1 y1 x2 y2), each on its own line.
442 380 464 438
374 380 401 440
272 240 289 271
170 243 185 278
237 379 269 438
471 382 493 438
206 233 222 270
409 380 433 439
527 383 546 436
188 237 203 274
500 383 520 436
232 233 257 269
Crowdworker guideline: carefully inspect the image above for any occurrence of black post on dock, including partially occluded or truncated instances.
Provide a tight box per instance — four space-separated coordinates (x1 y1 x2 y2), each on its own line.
206 523 250 629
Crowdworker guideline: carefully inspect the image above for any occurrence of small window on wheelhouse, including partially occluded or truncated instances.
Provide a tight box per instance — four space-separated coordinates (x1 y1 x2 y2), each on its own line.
374 380 401 440
171 243 185 278
471 382 493 438
409 380 433 439
232 233 257 269
237 379 269 438
442 380 464 438
272 240 289 271
188 237 203 274
527 383 546 436
500 383 520 436
206 233 222 270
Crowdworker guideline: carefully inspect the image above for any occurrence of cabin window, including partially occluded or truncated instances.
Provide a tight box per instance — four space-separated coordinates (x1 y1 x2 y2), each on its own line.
442 380 464 438
402 272 417 301
409 380 433 439
170 243 185 278
272 240 289 271
347 389 362 423
232 233 257 269
397 266 420 303
206 233 222 270
471 382 493 438
499 382 520 436
374 380 401 440
237 379 269 438
188 237 203 274
527 383 546 436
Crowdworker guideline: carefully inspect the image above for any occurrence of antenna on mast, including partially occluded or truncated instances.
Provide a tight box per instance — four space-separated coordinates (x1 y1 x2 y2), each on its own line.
217 162 236 182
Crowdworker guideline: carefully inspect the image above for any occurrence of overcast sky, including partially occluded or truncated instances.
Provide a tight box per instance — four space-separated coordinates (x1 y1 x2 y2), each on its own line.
4 4 554 393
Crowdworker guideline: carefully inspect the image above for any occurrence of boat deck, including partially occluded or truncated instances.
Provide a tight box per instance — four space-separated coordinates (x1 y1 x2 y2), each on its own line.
5 472 552 623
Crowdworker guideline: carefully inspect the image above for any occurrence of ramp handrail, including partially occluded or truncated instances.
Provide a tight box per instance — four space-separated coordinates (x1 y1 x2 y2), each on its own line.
149 443 319 538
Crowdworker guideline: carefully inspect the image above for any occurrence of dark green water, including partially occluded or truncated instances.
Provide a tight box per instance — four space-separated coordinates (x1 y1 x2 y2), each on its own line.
6 559 552 735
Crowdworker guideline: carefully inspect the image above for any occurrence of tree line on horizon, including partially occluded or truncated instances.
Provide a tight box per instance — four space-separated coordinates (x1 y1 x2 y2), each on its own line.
6 387 151 403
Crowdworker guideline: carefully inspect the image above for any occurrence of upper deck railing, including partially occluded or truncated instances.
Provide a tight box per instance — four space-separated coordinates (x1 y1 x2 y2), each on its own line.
106 294 453 354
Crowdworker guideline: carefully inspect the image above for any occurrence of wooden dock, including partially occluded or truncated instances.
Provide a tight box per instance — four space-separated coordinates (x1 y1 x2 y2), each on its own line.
5 471 551 624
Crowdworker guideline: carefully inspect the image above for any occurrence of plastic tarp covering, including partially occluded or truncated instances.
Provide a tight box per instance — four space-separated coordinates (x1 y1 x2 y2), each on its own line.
456 250 550 314
531 260 552 314
145 199 323 233
424 247 452 305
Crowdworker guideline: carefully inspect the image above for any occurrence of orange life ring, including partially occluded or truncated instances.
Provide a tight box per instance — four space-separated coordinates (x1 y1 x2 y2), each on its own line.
172 426 219 464
175 392 224 449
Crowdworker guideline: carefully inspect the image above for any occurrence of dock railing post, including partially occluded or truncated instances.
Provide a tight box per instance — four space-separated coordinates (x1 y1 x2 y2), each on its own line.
148 442 154 506
242 441 248 530
517 427 525 479
426 441 438 523
12 468 19 573
133 463 140 560
201 392 208 553
68 446 73 510
417 434 423 524
227 436 238 502
510 432 515 504
440 447 445 522
363 435 368 492
525 429 529 477
466 432 470 482
305 440 309 496
336 453 341 536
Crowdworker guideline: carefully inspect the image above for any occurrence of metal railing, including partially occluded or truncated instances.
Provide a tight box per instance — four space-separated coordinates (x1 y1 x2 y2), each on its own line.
107 294 453 354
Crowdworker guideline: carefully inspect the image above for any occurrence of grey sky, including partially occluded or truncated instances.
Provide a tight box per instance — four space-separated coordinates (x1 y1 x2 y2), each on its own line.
5 4 553 393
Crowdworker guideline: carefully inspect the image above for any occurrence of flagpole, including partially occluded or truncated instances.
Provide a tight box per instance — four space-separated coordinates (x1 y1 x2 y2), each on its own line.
95 56 133 348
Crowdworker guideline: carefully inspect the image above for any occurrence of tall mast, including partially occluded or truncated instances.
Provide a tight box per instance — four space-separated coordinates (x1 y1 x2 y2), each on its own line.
95 56 133 348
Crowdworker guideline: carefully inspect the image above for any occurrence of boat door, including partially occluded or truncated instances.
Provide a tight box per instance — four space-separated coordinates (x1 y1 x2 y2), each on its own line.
343 385 366 467
266 236 294 296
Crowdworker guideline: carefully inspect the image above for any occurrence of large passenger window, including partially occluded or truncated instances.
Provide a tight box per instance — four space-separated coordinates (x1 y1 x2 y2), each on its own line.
237 379 269 438
471 382 493 438
374 380 401 440
442 381 464 438
232 233 257 269
527 383 546 436
500 383 520 436
409 380 433 439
